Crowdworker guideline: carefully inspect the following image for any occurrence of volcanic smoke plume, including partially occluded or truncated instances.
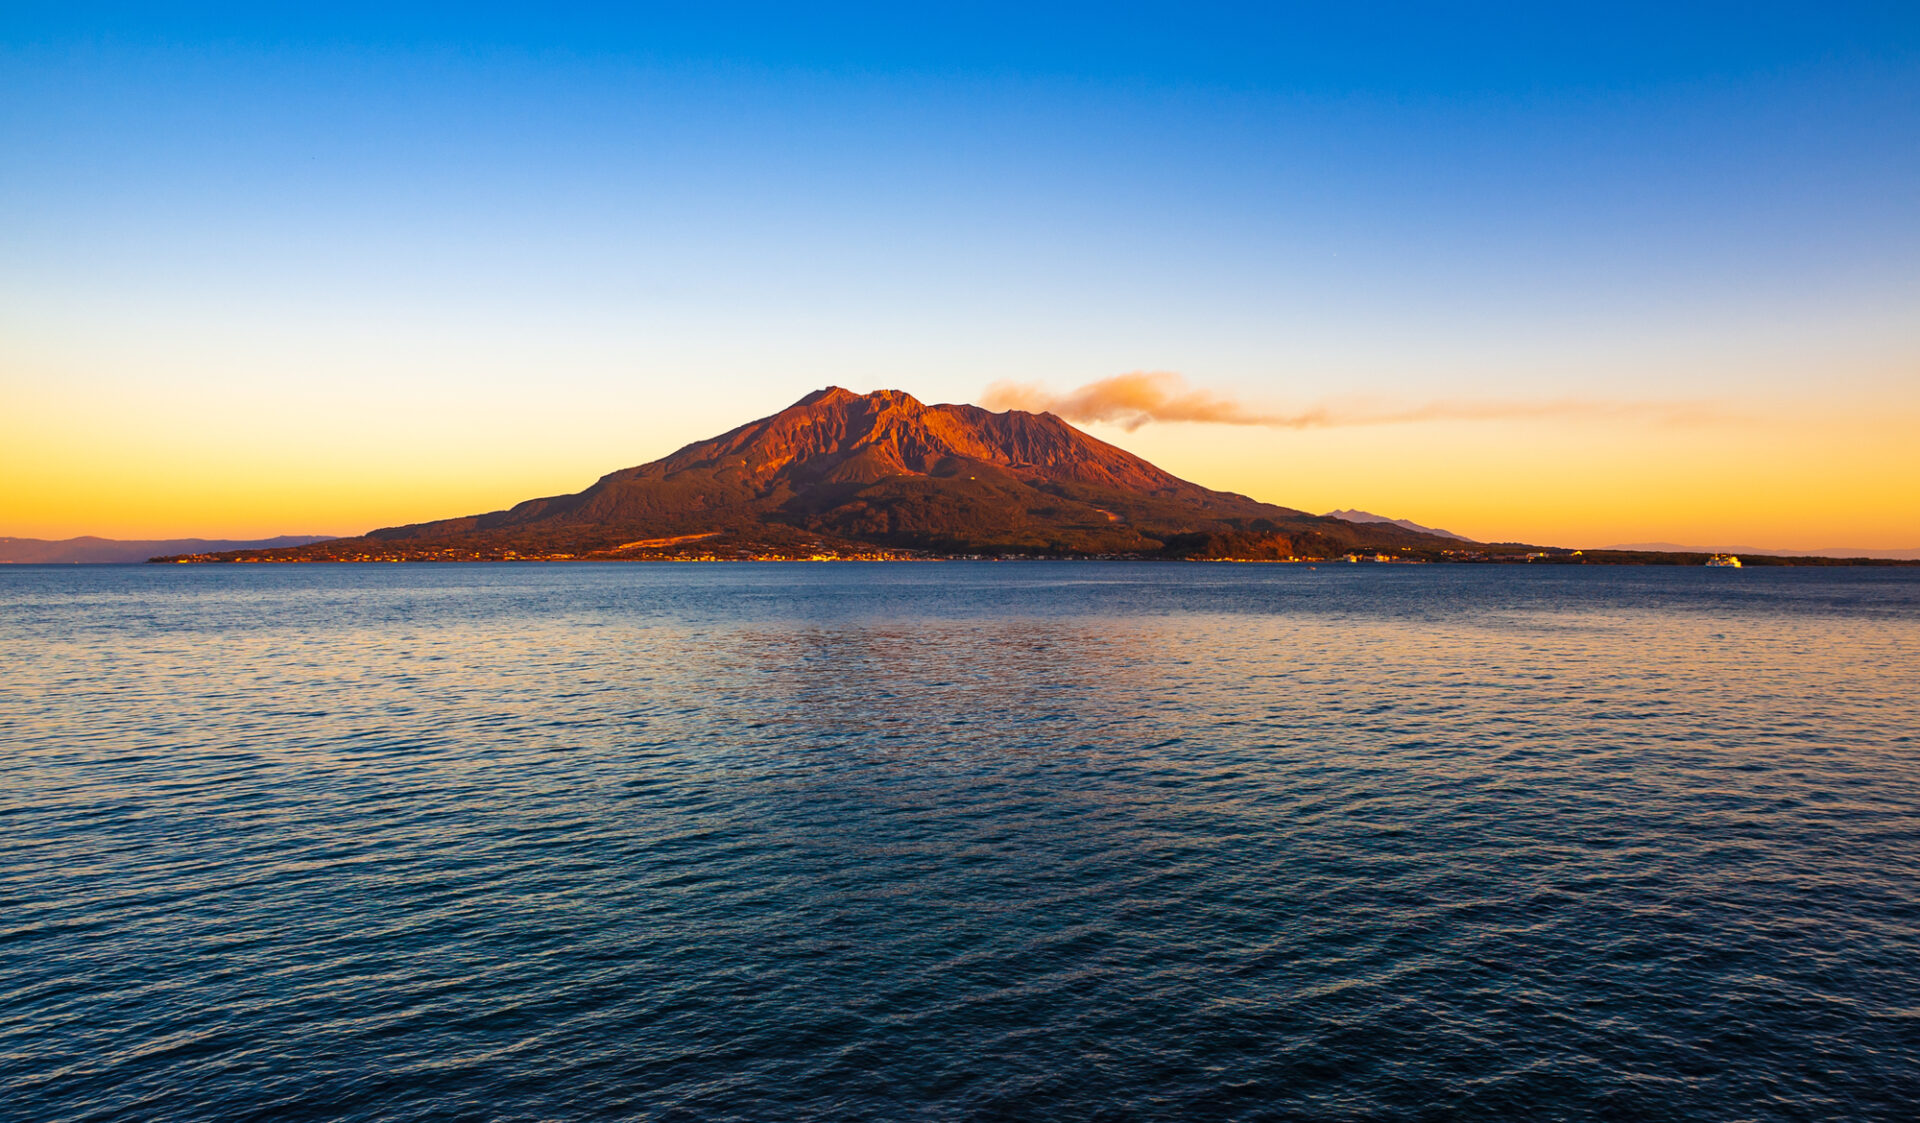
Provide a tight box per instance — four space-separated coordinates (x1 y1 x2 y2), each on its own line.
981 372 1729 431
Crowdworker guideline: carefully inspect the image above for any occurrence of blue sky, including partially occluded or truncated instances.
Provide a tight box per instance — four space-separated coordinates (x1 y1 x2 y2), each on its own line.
4 3 1918 545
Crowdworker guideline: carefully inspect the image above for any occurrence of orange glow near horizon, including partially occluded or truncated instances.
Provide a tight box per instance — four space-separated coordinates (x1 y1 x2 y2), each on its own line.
1101 397 1920 552
4 375 1917 551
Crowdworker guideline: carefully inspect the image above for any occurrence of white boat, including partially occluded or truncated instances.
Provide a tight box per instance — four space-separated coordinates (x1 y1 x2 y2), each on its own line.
1705 553 1742 568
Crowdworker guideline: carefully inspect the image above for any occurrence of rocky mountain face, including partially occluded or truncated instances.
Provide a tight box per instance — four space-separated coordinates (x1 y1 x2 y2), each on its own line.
170 388 1473 561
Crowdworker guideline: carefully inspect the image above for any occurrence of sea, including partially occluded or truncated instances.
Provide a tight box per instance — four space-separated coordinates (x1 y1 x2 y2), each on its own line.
3 562 1918 1121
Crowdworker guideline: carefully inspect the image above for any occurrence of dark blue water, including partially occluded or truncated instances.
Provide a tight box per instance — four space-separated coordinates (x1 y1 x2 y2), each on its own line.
4 563 1918 1121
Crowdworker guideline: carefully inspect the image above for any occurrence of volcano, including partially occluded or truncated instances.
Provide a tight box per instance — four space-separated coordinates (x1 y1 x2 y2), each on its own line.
169 388 1474 561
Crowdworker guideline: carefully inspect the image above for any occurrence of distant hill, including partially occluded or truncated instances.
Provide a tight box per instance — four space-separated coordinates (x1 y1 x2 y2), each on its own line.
1606 542 1920 562
163 388 1473 562
1324 509 1475 542
1 535 331 564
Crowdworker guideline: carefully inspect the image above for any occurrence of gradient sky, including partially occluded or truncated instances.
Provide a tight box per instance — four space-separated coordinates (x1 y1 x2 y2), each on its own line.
4 3 1918 549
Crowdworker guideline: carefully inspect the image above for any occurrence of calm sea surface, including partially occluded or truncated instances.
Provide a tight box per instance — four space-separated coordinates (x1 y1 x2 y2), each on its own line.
3 563 1918 1121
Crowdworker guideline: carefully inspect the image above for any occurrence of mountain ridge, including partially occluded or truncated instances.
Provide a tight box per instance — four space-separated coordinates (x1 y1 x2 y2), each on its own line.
166 388 1470 562
1323 509 1475 542
151 388 1916 566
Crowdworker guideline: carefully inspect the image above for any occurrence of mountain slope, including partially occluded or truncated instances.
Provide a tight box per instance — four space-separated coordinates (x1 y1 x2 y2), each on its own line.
167 388 1477 561
1324 509 1475 542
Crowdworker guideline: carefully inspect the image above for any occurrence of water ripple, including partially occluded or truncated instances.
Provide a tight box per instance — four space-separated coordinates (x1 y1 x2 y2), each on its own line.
2 563 1918 1120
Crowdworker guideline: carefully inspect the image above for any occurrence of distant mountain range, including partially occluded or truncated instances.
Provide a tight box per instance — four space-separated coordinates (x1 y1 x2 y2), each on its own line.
1323 509 1475 542
161 388 1476 562
1 535 331 564
1605 542 1920 562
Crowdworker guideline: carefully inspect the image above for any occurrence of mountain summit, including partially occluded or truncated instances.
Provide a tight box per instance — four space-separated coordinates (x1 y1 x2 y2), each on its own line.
172 388 1471 561
607 386 1195 496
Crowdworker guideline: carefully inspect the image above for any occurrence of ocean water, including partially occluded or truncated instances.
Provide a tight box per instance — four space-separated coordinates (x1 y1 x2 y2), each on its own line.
3 562 1918 1121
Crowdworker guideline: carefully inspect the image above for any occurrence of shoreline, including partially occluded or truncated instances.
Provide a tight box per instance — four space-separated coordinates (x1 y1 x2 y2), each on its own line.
143 552 1920 568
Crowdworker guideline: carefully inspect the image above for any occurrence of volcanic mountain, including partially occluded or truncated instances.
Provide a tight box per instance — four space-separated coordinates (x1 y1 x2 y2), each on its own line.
173 388 1476 561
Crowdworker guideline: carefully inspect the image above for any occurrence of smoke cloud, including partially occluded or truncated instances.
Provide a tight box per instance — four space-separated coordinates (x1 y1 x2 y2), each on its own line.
981 372 1730 431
